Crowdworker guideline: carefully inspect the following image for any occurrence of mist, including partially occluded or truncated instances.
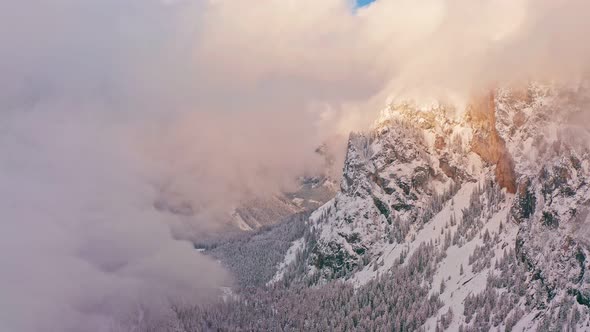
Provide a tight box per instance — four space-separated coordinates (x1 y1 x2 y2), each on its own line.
1 0 590 330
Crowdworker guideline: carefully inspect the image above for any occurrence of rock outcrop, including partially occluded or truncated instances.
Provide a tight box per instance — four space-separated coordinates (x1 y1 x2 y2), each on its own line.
468 92 517 193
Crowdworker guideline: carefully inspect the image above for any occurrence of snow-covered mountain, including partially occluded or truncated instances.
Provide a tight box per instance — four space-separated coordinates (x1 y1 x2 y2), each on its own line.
231 172 337 231
154 147 337 236
187 82 590 331
264 83 590 331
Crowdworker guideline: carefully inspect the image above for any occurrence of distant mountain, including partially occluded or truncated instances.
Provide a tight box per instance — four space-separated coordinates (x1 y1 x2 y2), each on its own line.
153 146 338 241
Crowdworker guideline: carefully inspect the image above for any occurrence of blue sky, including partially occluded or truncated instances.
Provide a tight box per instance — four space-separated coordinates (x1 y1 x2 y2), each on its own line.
356 0 376 7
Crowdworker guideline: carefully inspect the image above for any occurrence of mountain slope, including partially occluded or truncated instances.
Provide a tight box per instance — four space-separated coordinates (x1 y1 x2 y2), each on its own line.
269 83 590 331
183 83 590 331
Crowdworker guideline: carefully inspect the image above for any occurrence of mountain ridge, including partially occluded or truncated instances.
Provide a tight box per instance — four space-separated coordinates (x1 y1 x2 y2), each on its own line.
192 82 590 331
268 82 590 330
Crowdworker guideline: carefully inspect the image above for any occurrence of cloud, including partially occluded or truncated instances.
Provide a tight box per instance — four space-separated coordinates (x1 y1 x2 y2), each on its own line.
1 0 590 330
0 101 230 331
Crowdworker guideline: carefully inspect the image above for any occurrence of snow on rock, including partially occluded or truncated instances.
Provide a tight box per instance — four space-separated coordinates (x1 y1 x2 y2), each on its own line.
268 237 305 285
269 82 590 330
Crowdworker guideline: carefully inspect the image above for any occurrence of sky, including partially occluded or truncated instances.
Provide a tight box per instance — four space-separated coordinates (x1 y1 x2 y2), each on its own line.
357 0 376 7
1 0 590 331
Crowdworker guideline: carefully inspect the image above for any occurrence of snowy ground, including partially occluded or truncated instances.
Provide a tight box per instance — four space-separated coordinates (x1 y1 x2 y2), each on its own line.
268 237 304 285
423 194 516 331
352 181 479 286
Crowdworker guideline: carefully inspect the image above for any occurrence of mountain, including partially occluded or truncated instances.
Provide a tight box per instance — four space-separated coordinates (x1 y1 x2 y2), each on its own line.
231 171 337 231
154 146 337 239
188 82 590 331
231 142 341 231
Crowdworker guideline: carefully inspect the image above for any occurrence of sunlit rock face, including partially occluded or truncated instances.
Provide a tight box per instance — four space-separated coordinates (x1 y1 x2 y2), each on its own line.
467 91 517 193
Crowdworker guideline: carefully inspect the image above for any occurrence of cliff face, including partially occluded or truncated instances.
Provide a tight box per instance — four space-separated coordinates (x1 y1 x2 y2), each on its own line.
271 82 590 330
468 92 517 193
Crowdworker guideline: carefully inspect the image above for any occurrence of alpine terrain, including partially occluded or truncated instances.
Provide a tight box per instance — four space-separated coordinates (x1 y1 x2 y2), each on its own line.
191 82 590 331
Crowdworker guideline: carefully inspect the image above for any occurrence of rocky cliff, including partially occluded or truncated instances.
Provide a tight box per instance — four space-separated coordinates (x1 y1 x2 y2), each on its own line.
271 82 590 330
